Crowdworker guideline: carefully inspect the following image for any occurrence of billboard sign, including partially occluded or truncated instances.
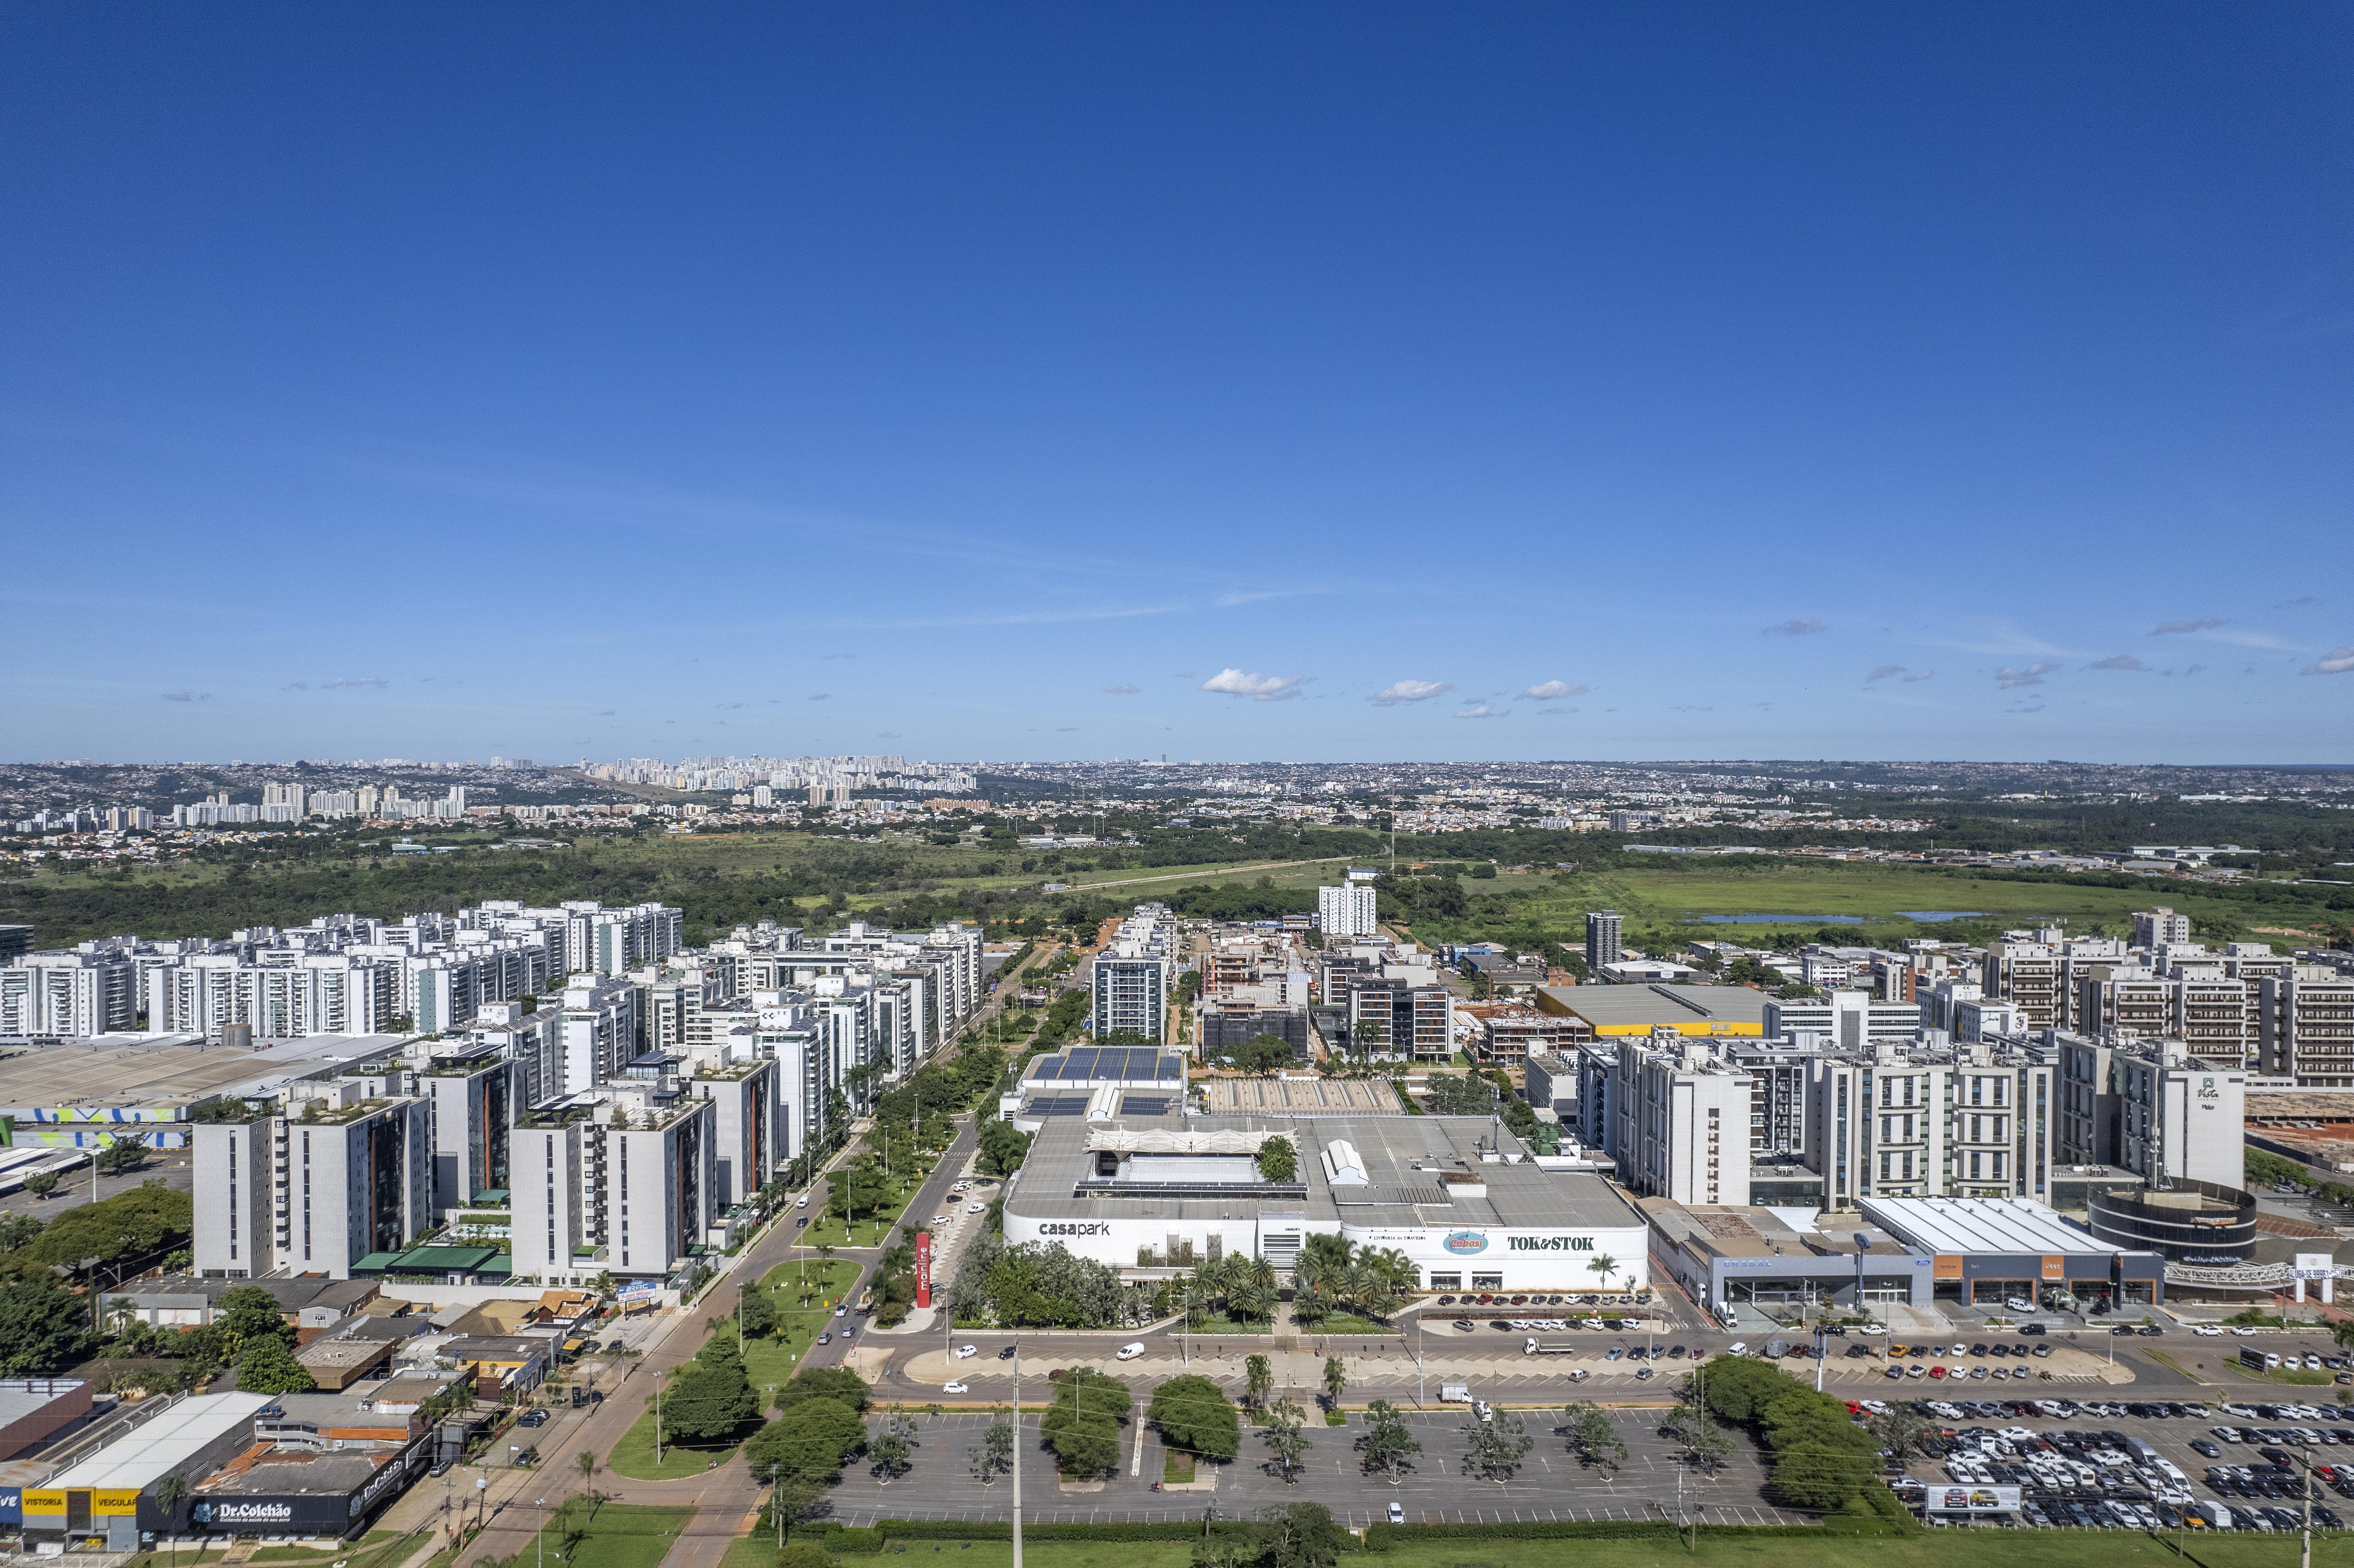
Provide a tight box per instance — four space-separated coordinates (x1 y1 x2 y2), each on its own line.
1928 1486 2021 1514
916 1230 931 1310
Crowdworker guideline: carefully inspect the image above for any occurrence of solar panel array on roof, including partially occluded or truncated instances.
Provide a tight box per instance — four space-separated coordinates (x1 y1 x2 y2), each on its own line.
1023 1096 1092 1116
1119 1095 1172 1116
1036 1047 1181 1083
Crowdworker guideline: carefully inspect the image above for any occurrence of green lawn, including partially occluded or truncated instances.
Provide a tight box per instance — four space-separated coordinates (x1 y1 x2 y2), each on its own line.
1161 1451 1196 1482
128 1530 413 1568
484 1502 691 1568
608 1262 866 1479
757 1256 862 1307
796 1167 940 1251
1401 859 2307 952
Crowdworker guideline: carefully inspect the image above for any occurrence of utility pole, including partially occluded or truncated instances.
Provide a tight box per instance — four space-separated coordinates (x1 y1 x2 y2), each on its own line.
653 1369 666 1466
1012 1342 1023 1568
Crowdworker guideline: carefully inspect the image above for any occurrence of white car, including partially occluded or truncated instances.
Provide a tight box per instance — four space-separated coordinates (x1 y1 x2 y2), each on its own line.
1116 1342 1146 1360
1388 1502 1404 1525
931 1215 951 1226
1727 1341 1748 1356
956 1344 979 1358
2233 1326 2260 1336
1857 1400 1890 1416
943 1381 969 1394
834 1305 848 1317
2194 1325 2224 1337
797 1194 810 1207
966 1203 987 1213
2005 1297 2037 1314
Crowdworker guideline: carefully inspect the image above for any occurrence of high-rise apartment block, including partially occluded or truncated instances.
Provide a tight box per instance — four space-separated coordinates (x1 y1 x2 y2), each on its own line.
1585 910 1622 975
1317 881 1377 939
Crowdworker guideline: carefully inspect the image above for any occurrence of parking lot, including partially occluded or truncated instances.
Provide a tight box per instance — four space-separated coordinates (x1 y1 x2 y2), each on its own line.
1896 1388 2354 1532
815 1406 1813 1530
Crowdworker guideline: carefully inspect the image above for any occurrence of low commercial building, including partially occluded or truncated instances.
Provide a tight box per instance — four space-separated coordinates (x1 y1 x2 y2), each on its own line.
1860 1194 2167 1307
0 1381 90 1463
1000 1106 1650 1294
1533 983 1767 1040
23 1392 273 1549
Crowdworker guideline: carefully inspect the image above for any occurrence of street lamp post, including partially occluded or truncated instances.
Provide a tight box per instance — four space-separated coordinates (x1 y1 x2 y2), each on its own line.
535 1496 547 1568
1012 1341 1023 1568
653 1369 666 1466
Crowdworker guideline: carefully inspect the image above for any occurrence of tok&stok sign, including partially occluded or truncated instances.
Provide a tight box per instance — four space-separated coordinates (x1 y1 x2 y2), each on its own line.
1441 1232 1600 1254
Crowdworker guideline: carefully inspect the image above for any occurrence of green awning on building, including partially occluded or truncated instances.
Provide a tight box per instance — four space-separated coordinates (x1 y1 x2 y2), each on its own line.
388 1245 501 1271
351 1252 404 1273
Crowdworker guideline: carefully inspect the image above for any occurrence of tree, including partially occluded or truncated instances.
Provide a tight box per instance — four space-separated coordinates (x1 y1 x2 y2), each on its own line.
1586 1254 1618 1293
214 1285 291 1356
576 1451 602 1520
22 1171 58 1198
745 1397 867 1479
868 1429 912 1481
0 1276 93 1377
1254 1137 1298 1183
1148 1374 1241 1461
1245 1353 1274 1410
1563 1401 1626 1469
1254 1502 1347 1568
2332 1318 2354 1357
736 1287 778 1341
662 1357 759 1445
1263 1396 1311 1483
1666 1400 1734 1472
1231 1034 1294 1073
1865 1406 1937 1466
97 1137 149 1175
237 1338 316 1396
979 1119 1033 1177
1461 1408 1533 1482
1358 1399 1421 1479
0 1213 43 1253
774 1365 872 1414
968 1405 1014 1483
1321 1356 1345 1411
1039 1367 1129 1477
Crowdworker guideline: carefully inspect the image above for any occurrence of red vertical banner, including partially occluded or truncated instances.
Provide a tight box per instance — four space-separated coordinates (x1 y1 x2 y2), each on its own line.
916 1230 932 1309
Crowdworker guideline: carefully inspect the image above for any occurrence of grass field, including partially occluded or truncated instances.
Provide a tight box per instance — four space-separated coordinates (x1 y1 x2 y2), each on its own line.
607 1261 863 1480
478 1502 692 1568
1396 859 2301 952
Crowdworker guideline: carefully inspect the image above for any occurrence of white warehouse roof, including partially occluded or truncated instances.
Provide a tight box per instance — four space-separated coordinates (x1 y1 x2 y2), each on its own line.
49 1393 273 1491
1857 1196 2122 1256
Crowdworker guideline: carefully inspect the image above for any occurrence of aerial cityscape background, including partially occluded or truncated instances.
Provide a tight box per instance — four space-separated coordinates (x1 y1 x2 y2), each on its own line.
4 5 2354 1562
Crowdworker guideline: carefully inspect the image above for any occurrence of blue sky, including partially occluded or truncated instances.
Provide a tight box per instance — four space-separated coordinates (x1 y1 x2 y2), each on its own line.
4 3 2349 766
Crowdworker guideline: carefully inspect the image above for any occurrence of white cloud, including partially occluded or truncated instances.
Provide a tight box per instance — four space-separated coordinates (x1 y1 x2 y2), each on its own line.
1103 684 1140 694
2303 644 2354 676
1518 680 1589 700
1865 665 1906 682
1901 669 1935 682
160 691 209 703
2153 617 2222 635
1369 679 1453 707
1996 662 2061 689
807 693 830 701
878 731 901 738
1454 702 1508 720
321 676 387 689
1200 669 1305 701
2089 655 2145 671
1536 706 1579 715
1762 617 1826 637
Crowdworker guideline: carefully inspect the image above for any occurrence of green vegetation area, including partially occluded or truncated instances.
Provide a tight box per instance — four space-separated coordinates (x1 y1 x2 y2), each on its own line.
461 1501 691 1568
11 801 2347 960
1381 856 2354 962
120 1528 412 1568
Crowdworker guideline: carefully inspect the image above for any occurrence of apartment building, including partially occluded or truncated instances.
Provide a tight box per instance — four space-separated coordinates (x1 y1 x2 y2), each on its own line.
508 1086 717 1283
1316 882 1377 940
1764 990 1919 1051
2259 970 2354 1084
1584 910 1623 974
1804 1037 2057 1207
1604 1028 1752 1207
191 1081 434 1280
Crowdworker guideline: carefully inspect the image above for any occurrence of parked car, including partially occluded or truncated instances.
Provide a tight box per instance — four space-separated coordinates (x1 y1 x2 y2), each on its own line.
518 1410 548 1428
956 1344 979 1358
1388 1502 1404 1525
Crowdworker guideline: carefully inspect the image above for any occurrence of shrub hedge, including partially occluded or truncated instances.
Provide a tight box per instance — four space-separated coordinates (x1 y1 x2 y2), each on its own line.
791 1521 1311 1551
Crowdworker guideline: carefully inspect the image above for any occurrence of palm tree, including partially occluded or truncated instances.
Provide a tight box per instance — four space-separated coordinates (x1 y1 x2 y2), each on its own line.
1587 1254 1618 1294
577 1450 601 1519
156 1474 187 1568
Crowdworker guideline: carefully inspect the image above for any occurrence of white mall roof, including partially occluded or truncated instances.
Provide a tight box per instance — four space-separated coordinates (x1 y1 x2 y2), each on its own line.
49 1392 272 1490
1857 1196 2132 1257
